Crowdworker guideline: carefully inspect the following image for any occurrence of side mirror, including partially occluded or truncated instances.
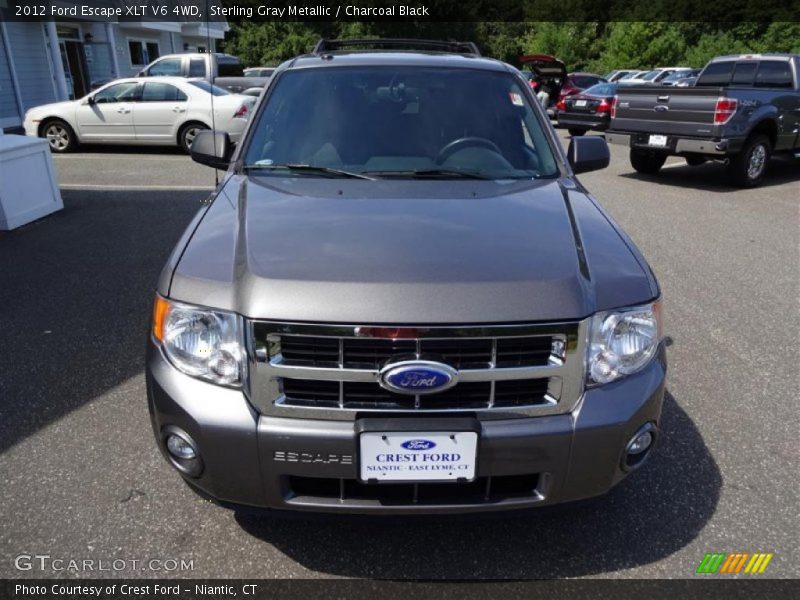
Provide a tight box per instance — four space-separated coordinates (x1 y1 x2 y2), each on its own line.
137 70 146 77
567 136 610 174
190 130 232 170
82 95 95 106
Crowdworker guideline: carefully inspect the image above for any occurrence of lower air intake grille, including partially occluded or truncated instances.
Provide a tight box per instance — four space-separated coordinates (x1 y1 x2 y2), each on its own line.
287 473 540 505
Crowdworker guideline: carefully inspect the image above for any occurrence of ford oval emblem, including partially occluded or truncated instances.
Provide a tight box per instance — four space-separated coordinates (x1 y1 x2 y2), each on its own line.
654 105 669 112
401 439 437 450
379 361 458 395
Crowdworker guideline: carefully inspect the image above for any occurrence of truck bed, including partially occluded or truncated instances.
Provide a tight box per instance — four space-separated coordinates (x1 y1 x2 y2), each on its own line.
611 85 727 138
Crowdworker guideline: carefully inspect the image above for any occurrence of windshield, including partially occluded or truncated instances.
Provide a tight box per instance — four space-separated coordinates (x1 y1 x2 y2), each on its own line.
641 70 660 81
243 66 559 179
188 80 230 96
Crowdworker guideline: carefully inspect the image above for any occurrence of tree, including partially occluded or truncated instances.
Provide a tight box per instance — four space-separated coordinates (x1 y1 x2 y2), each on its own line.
600 22 688 72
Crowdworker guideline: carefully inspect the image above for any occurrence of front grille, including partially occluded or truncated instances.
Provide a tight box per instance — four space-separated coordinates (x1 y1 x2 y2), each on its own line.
280 336 339 366
281 335 554 370
251 321 585 418
281 379 551 410
287 473 540 505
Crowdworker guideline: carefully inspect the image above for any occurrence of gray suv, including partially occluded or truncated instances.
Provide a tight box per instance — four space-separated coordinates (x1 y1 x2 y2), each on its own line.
147 39 666 514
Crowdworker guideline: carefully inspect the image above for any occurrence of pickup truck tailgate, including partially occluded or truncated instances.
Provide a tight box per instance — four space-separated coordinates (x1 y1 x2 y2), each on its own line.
612 86 726 137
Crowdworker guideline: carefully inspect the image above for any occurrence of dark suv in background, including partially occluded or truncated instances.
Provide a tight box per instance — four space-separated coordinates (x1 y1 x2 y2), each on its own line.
147 39 666 515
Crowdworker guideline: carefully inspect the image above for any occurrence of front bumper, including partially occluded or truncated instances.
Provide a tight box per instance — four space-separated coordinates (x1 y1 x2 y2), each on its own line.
146 340 666 514
23 119 39 138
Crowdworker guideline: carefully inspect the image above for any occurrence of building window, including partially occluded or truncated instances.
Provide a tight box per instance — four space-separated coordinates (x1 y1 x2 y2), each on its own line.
129 40 160 67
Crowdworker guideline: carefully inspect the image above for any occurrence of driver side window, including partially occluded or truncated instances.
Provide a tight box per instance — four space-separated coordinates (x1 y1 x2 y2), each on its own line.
93 82 139 104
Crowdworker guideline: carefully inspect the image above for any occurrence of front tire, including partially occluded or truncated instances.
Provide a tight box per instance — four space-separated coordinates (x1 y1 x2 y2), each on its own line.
178 122 208 153
42 119 77 153
568 128 588 137
726 134 771 188
630 148 667 175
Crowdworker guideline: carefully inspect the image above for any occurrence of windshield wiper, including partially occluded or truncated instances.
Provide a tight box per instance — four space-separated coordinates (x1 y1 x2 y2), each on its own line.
243 163 375 180
364 168 493 180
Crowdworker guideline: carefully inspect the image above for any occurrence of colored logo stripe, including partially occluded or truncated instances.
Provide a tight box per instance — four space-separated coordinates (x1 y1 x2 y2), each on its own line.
697 552 773 574
697 553 726 573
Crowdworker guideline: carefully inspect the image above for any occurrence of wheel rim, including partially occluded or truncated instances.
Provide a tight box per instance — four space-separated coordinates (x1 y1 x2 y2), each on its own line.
747 144 767 179
184 127 201 148
45 124 69 150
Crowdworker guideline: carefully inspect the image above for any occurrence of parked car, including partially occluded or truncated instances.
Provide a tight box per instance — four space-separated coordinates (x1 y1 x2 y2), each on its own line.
617 71 648 85
555 73 607 117
557 81 618 136
519 54 567 116
660 68 701 86
244 67 275 78
623 68 688 85
604 69 637 82
147 38 666 515
138 53 268 96
607 54 800 187
674 76 698 87
24 77 255 153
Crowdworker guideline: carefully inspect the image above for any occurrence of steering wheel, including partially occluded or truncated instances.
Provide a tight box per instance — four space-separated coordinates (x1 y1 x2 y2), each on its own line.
435 137 503 165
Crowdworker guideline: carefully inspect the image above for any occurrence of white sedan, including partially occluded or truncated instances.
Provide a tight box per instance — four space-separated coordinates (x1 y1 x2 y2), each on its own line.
24 77 256 153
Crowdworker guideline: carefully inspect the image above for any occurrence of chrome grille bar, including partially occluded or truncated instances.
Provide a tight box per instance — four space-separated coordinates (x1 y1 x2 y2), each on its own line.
266 360 569 382
249 319 588 421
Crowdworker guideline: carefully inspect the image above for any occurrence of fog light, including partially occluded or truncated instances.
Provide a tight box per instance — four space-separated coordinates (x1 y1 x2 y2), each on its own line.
622 423 657 471
167 434 196 460
161 427 203 478
628 431 653 455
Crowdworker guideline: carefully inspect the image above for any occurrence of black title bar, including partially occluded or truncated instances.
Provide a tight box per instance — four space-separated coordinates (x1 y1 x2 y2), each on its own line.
3 0 799 22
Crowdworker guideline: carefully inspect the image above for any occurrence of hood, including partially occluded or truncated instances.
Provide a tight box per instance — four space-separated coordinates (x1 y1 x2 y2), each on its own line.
167 176 657 324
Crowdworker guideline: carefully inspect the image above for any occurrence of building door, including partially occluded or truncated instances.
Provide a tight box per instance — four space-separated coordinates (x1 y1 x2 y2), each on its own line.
63 41 90 99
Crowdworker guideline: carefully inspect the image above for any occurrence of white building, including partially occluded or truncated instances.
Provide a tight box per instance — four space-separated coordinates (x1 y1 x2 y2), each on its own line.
0 5 228 131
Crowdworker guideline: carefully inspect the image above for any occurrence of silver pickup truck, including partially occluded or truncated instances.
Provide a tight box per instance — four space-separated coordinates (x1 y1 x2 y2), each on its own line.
138 52 268 96
146 39 666 515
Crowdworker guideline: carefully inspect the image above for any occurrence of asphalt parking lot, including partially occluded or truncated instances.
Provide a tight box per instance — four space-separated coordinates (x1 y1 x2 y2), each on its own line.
0 134 798 579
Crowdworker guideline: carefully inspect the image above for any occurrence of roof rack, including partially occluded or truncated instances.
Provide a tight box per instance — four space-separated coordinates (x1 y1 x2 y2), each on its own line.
312 38 481 56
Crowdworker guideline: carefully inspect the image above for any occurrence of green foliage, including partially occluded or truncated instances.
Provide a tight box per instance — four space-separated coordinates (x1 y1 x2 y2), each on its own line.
683 30 755 67
219 17 797 71
520 22 605 71
757 22 800 54
600 23 688 72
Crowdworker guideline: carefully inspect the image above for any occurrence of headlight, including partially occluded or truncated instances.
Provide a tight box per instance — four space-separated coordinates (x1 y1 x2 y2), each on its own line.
587 300 662 385
152 296 245 386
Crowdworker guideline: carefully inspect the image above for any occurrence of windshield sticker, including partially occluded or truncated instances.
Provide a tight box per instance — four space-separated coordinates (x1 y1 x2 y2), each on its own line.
254 159 274 166
509 92 524 106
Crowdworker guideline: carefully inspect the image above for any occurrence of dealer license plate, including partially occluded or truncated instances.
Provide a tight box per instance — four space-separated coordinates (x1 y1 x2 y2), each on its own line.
359 431 478 482
648 134 668 148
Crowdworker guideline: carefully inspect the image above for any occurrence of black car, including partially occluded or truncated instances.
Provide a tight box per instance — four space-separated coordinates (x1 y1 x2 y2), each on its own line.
557 82 618 136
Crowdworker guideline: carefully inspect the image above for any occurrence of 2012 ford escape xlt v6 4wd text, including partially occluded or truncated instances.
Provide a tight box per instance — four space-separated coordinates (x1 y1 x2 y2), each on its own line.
147 39 667 514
